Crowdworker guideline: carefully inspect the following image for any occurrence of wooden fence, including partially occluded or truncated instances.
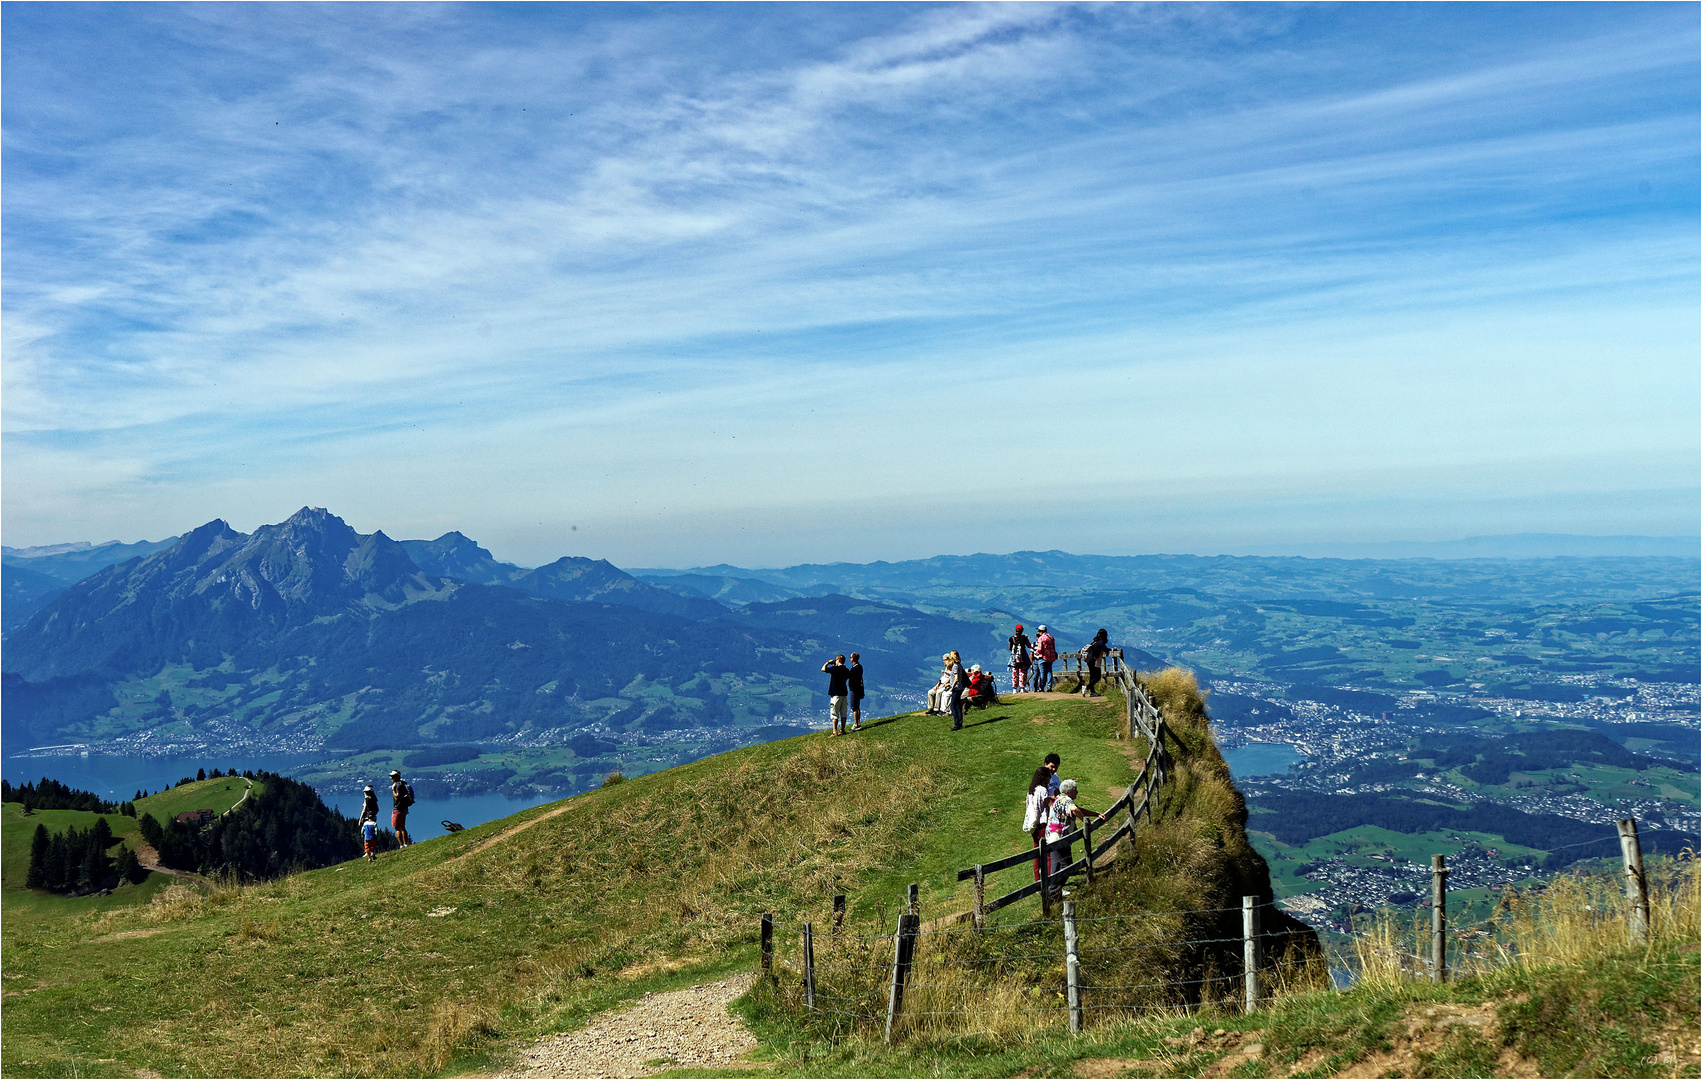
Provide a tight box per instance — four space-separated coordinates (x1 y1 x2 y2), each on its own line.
955 666 1172 920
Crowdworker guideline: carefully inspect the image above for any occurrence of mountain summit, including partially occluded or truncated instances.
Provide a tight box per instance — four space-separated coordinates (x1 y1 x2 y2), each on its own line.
4 508 446 683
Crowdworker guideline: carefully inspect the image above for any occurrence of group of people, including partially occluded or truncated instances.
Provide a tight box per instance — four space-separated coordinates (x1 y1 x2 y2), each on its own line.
825 626 1119 736
821 653 866 736
1004 624 1058 693
923 650 995 730
357 769 416 860
1025 751 1107 887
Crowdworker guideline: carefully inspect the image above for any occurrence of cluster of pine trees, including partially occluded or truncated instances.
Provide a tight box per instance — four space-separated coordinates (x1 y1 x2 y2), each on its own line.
3 777 134 816
137 770 362 880
25 817 148 895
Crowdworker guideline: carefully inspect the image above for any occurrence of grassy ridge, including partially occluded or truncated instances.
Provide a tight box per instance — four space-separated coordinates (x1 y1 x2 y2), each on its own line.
0 693 1152 1077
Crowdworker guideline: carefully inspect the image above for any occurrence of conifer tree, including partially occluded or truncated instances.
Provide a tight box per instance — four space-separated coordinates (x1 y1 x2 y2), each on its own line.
26 824 49 888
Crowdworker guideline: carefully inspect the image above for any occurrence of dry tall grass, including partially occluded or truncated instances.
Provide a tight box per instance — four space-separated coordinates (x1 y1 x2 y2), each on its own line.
1352 851 1701 986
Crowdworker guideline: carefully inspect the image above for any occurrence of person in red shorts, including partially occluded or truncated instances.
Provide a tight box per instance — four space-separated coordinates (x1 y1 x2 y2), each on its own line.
389 770 415 848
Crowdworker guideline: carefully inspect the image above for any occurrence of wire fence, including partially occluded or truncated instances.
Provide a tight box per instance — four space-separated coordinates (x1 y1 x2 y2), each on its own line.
746 665 1695 1044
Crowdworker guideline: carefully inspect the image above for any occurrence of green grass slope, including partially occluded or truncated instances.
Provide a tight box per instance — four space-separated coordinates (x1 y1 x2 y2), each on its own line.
0 684 1308 1078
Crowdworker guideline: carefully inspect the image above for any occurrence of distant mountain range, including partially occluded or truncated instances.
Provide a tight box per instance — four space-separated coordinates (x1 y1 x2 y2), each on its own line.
0 509 1003 757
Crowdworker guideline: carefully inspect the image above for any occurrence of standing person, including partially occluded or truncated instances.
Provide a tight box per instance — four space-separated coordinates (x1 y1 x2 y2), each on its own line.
358 784 379 826
1034 626 1057 692
1045 779 1103 888
944 650 967 731
1008 624 1033 694
848 653 865 731
362 817 380 862
389 770 414 848
822 654 853 737
1025 753 1062 881
1081 629 1111 697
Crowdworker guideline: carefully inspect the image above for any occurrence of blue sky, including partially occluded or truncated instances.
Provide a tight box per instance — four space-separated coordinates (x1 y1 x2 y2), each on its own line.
3 3 1697 567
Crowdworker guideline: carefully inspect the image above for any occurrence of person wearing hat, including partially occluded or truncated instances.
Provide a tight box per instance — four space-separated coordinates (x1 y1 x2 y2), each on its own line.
358 784 379 826
1033 625 1057 692
1007 624 1033 694
389 770 415 848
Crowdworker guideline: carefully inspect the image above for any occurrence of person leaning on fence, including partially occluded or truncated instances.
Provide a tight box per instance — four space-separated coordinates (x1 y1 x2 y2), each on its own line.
1033 625 1057 691
1025 753 1062 881
1008 624 1032 694
1080 629 1111 698
1045 778 1103 887
822 654 853 737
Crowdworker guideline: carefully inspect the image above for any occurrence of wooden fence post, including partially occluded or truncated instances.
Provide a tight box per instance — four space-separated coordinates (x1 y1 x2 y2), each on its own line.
1063 900 1083 1034
1124 782 1139 856
1618 819 1651 943
832 894 845 937
802 922 815 1008
1041 839 1054 919
1243 896 1261 1013
973 865 986 930
1084 817 1095 883
907 882 919 917
761 912 773 974
884 912 919 1044
1430 855 1448 983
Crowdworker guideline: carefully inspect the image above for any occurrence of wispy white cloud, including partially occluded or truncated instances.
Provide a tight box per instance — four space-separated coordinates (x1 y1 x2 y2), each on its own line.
3 3 1696 560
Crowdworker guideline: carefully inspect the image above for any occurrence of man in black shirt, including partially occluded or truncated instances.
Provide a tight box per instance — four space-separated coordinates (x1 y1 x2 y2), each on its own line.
823 654 852 737
848 653 865 731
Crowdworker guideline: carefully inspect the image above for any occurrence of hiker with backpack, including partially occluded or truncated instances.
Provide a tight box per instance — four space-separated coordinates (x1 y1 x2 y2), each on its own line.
1008 624 1032 694
1080 629 1112 698
1033 626 1057 691
390 770 415 848
358 784 379 826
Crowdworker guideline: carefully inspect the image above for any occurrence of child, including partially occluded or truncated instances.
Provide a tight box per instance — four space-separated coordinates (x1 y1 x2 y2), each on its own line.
362 817 379 861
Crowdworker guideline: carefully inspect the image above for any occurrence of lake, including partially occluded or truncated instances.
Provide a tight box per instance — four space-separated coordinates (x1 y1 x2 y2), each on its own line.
1221 742 1306 778
3 752 570 834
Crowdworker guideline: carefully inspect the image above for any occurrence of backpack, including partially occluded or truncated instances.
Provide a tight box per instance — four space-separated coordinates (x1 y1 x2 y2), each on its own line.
398 782 415 809
1011 639 1030 665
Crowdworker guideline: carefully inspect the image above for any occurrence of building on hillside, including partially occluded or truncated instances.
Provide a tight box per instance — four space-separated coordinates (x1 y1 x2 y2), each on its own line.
176 809 214 826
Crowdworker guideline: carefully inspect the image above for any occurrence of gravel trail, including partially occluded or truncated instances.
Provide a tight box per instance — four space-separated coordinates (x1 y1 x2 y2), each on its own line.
502 976 758 1078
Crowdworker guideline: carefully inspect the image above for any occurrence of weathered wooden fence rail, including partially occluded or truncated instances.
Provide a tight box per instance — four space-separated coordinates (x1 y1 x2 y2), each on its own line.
954 665 1173 918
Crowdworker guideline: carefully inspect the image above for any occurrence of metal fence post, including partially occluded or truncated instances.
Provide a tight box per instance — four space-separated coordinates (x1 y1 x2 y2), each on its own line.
802 922 815 1008
1243 895 1261 1013
1063 900 1083 1034
1431 855 1448 983
884 912 919 1044
1618 818 1651 943
760 912 773 974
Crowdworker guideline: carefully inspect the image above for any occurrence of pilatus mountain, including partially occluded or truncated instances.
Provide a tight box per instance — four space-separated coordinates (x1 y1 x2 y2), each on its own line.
1 508 990 756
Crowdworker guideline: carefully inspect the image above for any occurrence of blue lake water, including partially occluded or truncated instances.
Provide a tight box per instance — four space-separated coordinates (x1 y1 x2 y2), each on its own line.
323 790 566 839
2 753 571 835
1221 742 1305 778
